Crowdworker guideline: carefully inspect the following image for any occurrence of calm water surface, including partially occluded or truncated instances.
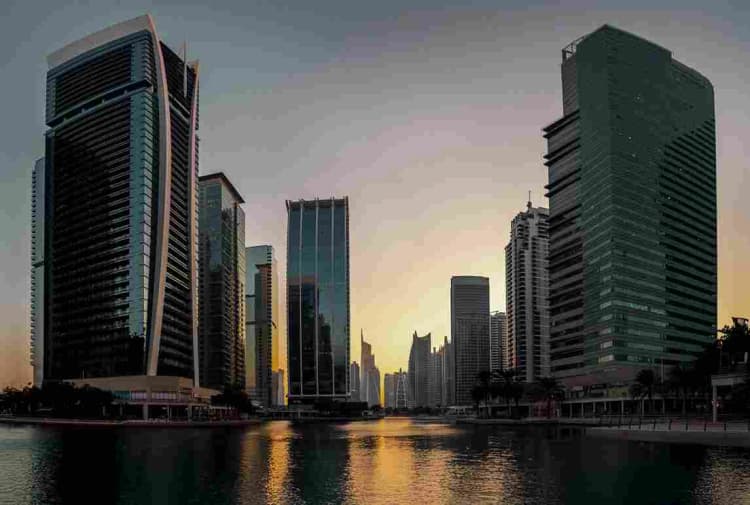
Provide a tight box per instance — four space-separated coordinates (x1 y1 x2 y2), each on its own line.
1 418 749 504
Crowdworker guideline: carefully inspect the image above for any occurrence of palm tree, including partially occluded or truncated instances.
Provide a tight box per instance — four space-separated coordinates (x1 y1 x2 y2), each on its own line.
630 369 656 415
538 377 563 419
667 365 696 416
493 369 519 417
470 385 484 415
476 371 492 417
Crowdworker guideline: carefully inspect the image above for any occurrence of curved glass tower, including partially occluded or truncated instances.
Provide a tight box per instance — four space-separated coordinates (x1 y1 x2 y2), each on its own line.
40 15 199 382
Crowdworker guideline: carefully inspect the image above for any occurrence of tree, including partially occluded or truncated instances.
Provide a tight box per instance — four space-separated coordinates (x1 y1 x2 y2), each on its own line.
476 371 492 417
492 369 519 417
211 384 254 416
630 369 656 415
531 377 563 419
719 323 750 369
470 385 484 414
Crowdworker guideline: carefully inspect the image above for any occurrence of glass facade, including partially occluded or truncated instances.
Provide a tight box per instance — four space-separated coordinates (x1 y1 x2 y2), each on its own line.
198 173 246 390
545 26 716 387
287 198 350 403
451 276 490 406
40 16 199 382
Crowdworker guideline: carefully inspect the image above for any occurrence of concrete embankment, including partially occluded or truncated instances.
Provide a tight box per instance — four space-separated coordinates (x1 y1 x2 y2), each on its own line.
457 417 602 426
0 417 263 428
587 426 750 448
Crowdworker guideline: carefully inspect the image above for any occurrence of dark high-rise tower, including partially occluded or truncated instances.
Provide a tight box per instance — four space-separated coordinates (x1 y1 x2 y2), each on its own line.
545 25 716 387
451 276 490 405
40 15 199 382
198 173 246 390
407 331 431 408
286 197 350 404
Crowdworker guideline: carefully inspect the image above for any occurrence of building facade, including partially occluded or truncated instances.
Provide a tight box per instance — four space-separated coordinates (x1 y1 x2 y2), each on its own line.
545 25 716 387
286 198 350 404
440 336 455 406
395 369 409 409
198 173 245 391
361 331 381 407
490 311 507 373
349 361 361 402
429 345 445 407
384 373 396 409
505 202 550 382
451 276 490 405
38 15 200 383
245 245 279 406
407 331 431 408
30 158 45 386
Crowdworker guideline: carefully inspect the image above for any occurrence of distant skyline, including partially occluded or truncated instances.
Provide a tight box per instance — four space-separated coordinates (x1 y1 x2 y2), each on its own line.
1 0 749 386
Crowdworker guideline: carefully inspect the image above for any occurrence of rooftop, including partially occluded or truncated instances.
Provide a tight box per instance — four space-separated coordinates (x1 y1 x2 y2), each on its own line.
198 172 245 204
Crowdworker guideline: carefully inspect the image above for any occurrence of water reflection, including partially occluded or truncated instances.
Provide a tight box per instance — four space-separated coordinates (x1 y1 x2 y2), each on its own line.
1 419 750 504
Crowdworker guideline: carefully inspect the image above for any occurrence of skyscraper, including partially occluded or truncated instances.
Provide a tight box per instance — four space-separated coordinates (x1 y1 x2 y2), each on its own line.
545 26 716 387
489 311 508 373
349 361 361 402
361 331 381 407
407 331 431 408
384 373 396 409
39 15 199 383
451 276 490 405
245 245 279 406
505 201 550 382
440 336 455 407
429 345 444 407
30 158 45 386
198 173 246 391
286 197 350 404
384 369 408 410
395 369 409 410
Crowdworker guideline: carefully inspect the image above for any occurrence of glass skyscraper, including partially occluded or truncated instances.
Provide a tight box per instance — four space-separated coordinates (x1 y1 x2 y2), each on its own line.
286 198 350 404
545 25 716 387
198 173 246 391
451 276 490 406
38 15 200 382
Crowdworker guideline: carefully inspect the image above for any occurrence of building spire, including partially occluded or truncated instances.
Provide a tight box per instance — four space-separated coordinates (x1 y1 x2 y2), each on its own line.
527 190 532 209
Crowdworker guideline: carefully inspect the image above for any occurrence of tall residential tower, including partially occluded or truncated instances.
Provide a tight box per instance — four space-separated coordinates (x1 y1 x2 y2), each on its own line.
489 311 507 373
198 173 246 391
246 245 280 406
505 201 550 382
38 15 199 383
544 26 716 387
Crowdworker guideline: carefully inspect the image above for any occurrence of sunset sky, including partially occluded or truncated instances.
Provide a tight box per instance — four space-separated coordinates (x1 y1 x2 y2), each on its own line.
0 0 748 388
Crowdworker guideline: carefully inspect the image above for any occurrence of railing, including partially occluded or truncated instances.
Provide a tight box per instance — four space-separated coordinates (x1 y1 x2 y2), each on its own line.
596 414 750 432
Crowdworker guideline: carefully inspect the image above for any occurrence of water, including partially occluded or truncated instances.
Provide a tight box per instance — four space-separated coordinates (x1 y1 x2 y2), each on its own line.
1 418 749 505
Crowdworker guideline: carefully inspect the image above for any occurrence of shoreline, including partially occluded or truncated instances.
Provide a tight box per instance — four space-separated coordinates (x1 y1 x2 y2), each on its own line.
587 426 750 448
0 416 264 428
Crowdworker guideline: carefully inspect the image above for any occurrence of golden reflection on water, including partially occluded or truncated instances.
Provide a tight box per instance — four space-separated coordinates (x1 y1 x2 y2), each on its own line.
264 422 291 504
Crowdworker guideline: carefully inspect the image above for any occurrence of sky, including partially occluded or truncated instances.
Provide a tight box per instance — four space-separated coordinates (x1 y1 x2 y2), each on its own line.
0 0 748 388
